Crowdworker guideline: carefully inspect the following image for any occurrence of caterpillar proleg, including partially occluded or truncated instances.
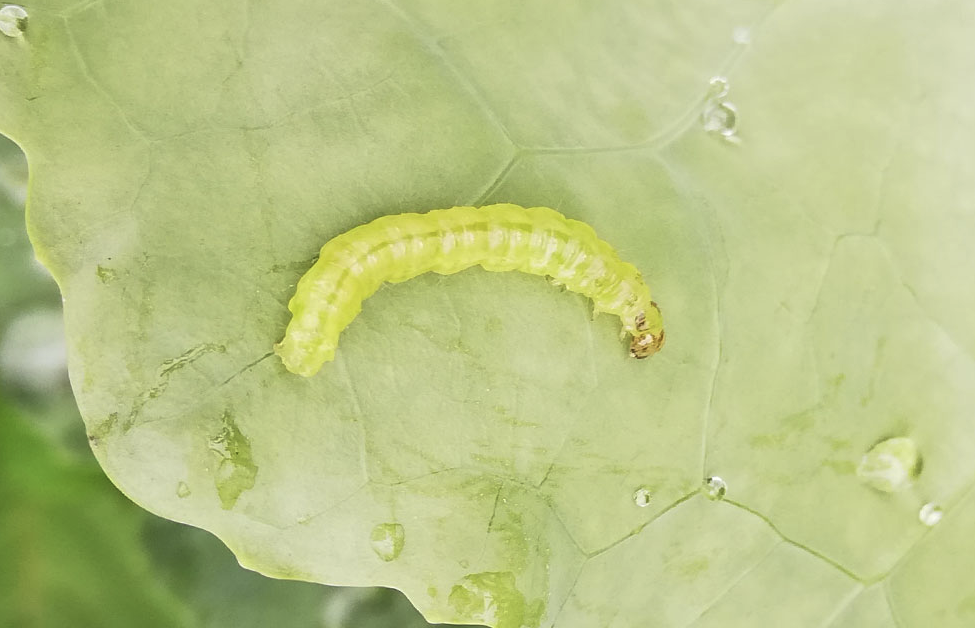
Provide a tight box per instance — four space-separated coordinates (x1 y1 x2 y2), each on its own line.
275 204 664 376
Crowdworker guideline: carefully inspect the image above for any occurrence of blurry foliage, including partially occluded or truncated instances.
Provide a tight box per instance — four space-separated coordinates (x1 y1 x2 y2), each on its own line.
0 135 437 628
0 404 195 628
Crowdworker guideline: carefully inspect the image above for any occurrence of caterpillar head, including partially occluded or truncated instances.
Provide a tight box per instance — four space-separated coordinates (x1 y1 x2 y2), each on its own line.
630 329 665 358
629 308 665 359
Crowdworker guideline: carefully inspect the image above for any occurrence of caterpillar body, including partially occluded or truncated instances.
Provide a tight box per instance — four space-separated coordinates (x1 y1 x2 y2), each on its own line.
275 204 664 376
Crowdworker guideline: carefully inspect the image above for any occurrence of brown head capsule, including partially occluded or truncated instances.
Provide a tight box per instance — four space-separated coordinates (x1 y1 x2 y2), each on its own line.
628 307 664 358
630 329 665 359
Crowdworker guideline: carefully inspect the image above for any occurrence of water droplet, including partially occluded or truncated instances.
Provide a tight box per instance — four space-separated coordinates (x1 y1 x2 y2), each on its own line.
732 27 751 45
702 101 738 138
176 481 191 498
707 76 730 99
370 523 405 562
633 487 652 507
919 503 943 527
702 77 739 142
857 437 920 493
704 476 727 500
0 4 27 38
207 411 258 510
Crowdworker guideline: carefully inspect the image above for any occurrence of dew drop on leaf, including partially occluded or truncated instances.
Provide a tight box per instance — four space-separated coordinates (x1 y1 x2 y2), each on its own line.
856 436 921 493
0 4 27 38
707 76 730 99
176 481 191 498
702 101 738 138
701 77 739 142
632 487 652 507
206 412 258 509
704 476 727 500
370 523 405 562
919 503 943 527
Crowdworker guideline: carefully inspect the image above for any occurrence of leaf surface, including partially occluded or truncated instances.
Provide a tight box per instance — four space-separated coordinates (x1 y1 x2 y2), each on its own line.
1 0 973 625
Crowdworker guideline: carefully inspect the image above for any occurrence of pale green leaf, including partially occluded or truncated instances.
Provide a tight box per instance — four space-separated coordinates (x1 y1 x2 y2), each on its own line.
1 1 973 626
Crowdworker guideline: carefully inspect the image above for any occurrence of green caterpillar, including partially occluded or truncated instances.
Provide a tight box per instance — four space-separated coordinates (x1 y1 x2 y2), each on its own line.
275 204 664 376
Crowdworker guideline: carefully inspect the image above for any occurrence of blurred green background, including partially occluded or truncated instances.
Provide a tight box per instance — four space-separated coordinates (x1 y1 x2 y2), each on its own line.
0 134 440 628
